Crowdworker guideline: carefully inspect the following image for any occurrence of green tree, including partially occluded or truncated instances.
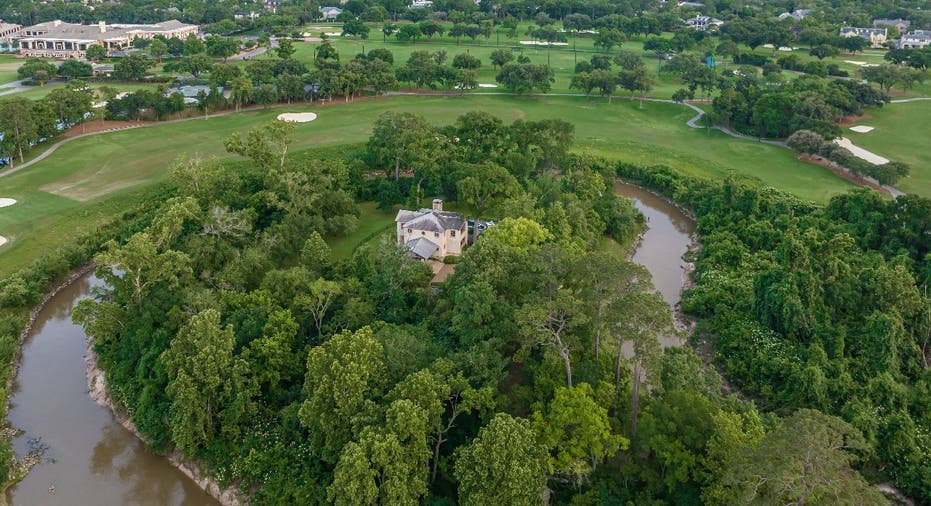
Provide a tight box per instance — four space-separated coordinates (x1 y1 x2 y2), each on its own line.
594 28 625 52
718 409 889 505
495 62 555 95
148 38 169 62
182 34 205 55
490 48 514 69
329 399 430 506
176 53 214 77
114 54 154 81
0 97 37 164
533 383 628 483
57 59 93 79
94 232 192 308
230 77 253 112
366 111 435 179
454 413 548 506
17 59 57 85
276 38 296 59
85 44 107 61
298 326 388 462
160 309 247 455
457 162 521 213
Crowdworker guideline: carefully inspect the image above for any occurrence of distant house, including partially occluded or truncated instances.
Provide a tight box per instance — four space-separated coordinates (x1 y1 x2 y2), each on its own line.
840 27 887 48
677 1 704 7
873 18 910 32
685 16 723 31
319 6 343 21
92 63 114 77
898 30 931 49
410 0 434 8
777 9 809 21
396 200 494 260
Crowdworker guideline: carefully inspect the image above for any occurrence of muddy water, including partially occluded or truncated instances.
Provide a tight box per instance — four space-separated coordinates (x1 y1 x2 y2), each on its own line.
6 274 217 506
615 181 697 347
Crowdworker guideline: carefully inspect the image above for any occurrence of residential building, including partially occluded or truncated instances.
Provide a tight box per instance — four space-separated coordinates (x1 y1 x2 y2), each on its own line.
410 0 434 8
873 18 910 32
319 6 343 21
840 27 887 48
685 15 724 31
898 30 931 49
395 200 471 260
15 19 197 59
777 9 810 21
677 1 704 7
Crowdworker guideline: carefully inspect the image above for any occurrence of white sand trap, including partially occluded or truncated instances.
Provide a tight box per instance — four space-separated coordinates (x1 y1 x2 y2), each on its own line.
0 198 16 208
0 236 6 247
519 40 569 46
478 83 498 88
850 125 874 133
324 32 343 37
835 137 889 165
277 112 317 123
845 60 879 67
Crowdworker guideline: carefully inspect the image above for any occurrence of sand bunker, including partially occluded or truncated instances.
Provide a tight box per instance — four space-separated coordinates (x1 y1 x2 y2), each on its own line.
0 236 6 247
0 198 16 208
850 125 874 133
478 83 498 88
519 40 569 46
835 137 889 165
845 60 879 67
277 112 317 123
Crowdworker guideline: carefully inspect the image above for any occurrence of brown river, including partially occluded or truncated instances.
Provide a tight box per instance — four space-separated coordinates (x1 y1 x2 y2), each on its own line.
3 183 694 505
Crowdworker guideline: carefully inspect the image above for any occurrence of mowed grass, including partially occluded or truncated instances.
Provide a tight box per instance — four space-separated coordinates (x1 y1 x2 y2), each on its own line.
0 54 20 85
0 94 856 275
329 202 398 259
846 100 931 196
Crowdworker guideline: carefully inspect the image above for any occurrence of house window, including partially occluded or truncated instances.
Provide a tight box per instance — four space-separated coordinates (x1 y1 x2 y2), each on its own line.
435 232 439 237
451 230 456 237
408 229 412 233
421 231 425 235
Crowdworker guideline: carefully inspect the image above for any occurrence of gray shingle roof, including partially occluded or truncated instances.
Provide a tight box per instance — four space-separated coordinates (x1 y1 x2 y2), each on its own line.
395 209 465 234
406 237 439 259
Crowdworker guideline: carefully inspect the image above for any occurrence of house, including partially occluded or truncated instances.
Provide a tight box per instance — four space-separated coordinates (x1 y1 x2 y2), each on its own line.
677 1 704 7
840 27 887 48
873 18 910 32
395 200 469 260
777 9 809 21
410 0 434 8
92 63 114 77
685 16 723 31
898 30 931 49
319 6 343 21
15 19 197 59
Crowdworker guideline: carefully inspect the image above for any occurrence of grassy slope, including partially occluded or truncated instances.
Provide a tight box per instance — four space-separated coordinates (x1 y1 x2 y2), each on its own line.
0 94 856 275
845 100 931 196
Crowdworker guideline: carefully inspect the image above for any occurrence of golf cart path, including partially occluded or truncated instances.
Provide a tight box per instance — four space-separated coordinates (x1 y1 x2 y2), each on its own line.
1 91 907 197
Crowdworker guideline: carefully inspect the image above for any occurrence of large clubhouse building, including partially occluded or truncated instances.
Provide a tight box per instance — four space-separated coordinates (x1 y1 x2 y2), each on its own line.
15 19 197 59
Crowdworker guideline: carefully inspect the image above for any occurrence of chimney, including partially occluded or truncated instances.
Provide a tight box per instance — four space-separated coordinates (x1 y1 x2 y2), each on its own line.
99 21 106 33
432 199 443 211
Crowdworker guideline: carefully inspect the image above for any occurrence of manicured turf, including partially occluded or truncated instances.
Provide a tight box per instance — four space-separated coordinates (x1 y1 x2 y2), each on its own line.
0 94 857 275
0 55 20 85
328 202 398 259
845 100 931 196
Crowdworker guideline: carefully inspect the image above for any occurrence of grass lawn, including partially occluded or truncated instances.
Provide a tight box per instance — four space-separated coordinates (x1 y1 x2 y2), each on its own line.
844 100 931 196
0 94 857 275
329 201 398 259
10 81 160 101
0 55 20 85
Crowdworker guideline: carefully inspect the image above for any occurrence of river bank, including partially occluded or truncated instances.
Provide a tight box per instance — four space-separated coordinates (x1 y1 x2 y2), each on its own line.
84 337 243 506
